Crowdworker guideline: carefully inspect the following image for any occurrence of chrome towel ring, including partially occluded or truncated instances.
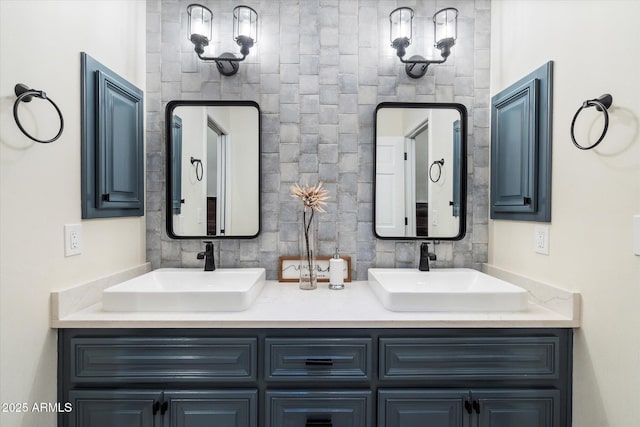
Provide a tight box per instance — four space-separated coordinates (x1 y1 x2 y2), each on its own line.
570 93 612 150
13 83 64 144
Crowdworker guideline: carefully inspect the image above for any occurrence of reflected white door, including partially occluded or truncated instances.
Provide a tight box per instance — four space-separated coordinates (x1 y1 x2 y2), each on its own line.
376 136 406 237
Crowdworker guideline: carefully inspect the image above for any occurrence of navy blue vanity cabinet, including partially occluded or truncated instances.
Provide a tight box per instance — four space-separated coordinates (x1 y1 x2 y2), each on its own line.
377 333 569 427
58 328 571 427
163 390 257 427
266 391 372 427
81 52 145 219
265 338 372 382
473 389 559 427
68 390 161 427
490 61 553 222
378 390 468 426
58 332 258 427
264 338 373 426
378 389 559 427
68 390 257 427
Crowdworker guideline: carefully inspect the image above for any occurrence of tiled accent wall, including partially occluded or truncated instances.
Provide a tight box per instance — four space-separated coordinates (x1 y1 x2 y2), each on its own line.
146 0 491 280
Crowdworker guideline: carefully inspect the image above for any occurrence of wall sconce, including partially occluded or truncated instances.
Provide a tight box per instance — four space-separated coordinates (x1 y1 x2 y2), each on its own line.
187 4 258 76
390 7 458 79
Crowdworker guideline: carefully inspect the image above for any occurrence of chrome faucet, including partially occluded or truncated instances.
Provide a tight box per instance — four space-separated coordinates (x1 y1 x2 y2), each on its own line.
197 241 216 271
418 242 437 271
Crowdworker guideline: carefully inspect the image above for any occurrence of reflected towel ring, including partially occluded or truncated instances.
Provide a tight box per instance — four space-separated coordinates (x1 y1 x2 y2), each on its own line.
570 94 613 150
429 158 445 183
13 83 64 144
190 156 203 181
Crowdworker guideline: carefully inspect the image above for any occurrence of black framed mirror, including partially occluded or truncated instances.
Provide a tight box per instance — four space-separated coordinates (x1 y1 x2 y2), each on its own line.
373 102 467 240
165 100 261 239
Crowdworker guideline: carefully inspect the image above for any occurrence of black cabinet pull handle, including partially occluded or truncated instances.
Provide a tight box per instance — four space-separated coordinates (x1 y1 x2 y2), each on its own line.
152 401 160 415
160 401 169 415
472 400 480 414
305 358 333 367
306 418 332 427
464 400 472 414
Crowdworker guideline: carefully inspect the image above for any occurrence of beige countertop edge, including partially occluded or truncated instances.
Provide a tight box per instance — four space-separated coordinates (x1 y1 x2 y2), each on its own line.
50 264 581 329
482 263 582 324
50 263 152 321
51 302 578 329
51 318 578 329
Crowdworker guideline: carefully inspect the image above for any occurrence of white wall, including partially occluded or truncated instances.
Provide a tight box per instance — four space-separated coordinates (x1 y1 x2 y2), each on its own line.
490 1 640 426
174 107 207 235
0 1 146 426
228 107 260 235
428 109 458 236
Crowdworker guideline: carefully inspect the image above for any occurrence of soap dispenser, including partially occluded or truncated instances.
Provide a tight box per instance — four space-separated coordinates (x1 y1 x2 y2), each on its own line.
329 247 345 290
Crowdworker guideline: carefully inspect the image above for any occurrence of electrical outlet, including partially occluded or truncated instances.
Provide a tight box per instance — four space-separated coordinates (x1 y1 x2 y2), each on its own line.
65 224 82 256
534 225 549 255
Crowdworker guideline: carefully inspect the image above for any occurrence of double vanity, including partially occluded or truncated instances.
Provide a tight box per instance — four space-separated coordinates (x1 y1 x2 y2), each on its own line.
53 266 579 427
51 99 579 426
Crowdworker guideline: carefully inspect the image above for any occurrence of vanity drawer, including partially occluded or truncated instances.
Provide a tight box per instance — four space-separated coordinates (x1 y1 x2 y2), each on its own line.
266 390 372 427
265 338 372 381
380 336 559 381
70 337 257 384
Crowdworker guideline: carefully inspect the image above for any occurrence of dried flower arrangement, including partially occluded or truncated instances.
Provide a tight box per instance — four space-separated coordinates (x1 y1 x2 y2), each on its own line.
290 182 330 288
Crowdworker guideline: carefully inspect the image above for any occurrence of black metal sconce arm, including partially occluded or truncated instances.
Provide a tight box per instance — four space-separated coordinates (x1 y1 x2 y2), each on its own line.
397 54 448 79
393 43 453 79
190 34 253 76
195 51 248 63
195 51 247 76
398 55 448 66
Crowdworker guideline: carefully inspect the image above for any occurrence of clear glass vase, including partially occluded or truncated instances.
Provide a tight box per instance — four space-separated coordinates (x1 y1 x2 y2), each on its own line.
299 208 318 290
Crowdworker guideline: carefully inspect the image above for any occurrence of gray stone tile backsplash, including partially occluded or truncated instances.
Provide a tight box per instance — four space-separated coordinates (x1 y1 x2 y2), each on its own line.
146 0 490 280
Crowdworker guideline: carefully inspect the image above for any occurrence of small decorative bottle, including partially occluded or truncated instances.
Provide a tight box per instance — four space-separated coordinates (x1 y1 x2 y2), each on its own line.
329 247 345 290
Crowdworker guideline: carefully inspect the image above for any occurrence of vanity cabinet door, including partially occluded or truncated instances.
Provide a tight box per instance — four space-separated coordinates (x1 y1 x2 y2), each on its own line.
266 390 372 427
379 336 559 381
265 338 372 382
164 390 257 427
68 390 162 427
378 389 559 427
378 389 468 427
70 337 257 384
473 389 560 427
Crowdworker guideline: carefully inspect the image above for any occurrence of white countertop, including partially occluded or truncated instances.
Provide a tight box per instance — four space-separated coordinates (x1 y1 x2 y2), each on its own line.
50 264 580 329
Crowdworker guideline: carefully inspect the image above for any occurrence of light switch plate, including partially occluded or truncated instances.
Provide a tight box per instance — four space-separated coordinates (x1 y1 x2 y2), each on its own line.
534 225 550 255
633 215 640 256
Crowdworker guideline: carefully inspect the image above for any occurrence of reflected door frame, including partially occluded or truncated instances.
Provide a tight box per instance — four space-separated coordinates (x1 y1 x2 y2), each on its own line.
207 117 230 236
405 118 430 238
404 137 416 237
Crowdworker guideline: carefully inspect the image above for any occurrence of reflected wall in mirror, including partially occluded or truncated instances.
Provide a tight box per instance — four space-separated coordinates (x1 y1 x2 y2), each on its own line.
166 100 260 238
374 102 467 240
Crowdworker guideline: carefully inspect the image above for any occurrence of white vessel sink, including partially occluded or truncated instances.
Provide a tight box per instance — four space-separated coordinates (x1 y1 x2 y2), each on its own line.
102 268 266 312
368 268 528 312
